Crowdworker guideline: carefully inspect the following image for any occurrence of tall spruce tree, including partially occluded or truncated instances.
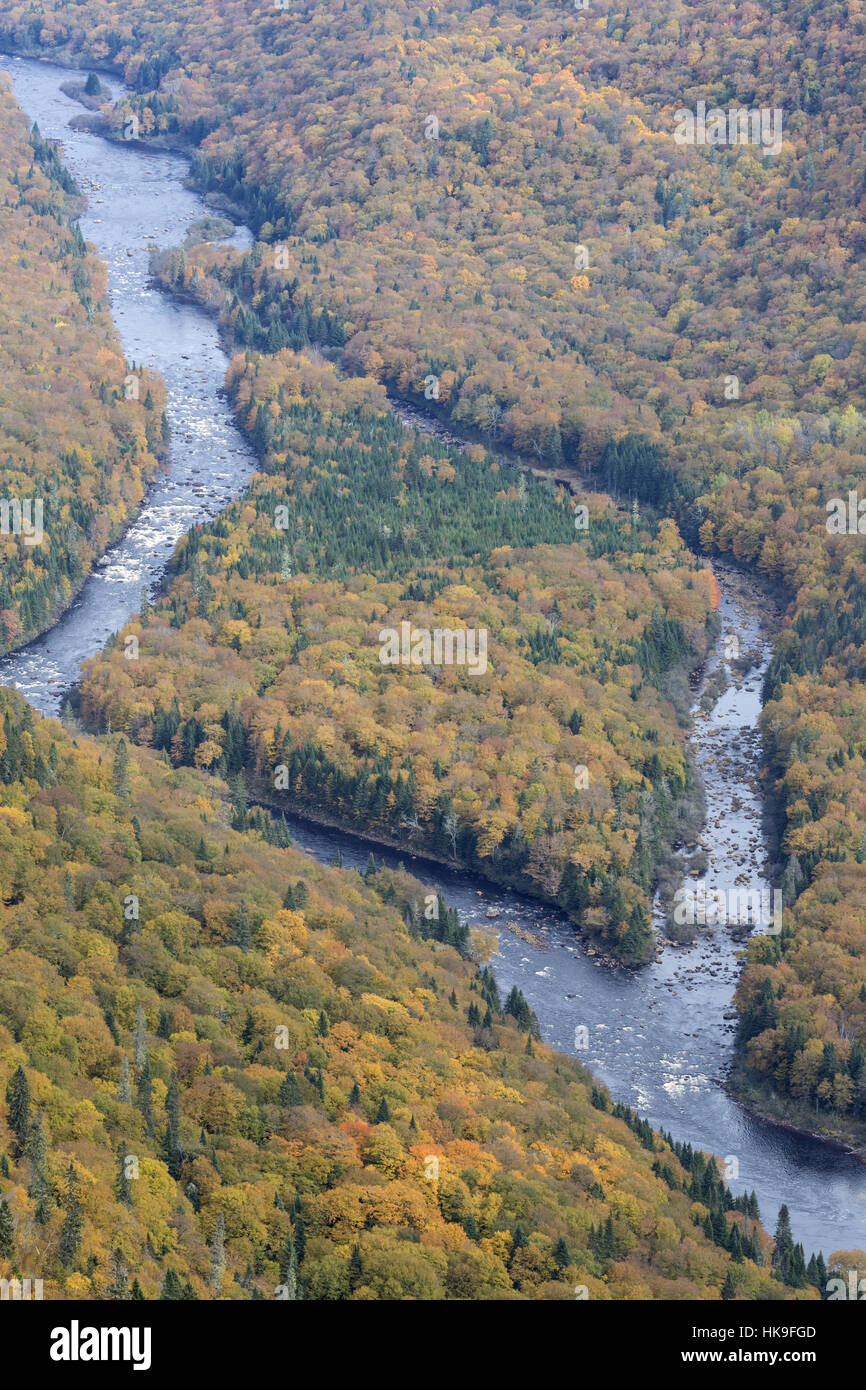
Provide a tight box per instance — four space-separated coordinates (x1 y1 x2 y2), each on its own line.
137 1055 154 1134
5 1066 30 1158
0 1197 14 1259
772 1204 797 1284
59 1163 84 1269
112 736 130 799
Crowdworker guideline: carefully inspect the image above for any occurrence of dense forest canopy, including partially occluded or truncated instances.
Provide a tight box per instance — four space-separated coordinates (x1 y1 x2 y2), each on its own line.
76 345 720 964
2 0 866 1295
2 0 864 470
0 687 810 1300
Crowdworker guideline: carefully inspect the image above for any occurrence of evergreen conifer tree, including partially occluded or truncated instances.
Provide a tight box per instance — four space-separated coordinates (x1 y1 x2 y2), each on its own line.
0 1197 14 1259
59 1163 84 1269
5 1066 30 1158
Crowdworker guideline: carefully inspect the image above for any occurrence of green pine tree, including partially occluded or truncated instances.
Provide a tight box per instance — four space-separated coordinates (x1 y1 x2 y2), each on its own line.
279 1071 303 1106
112 736 130 799
772 1204 797 1285
603 1214 617 1259
510 1222 528 1261
348 1242 363 1291
231 900 253 951
5 1065 30 1158
59 1163 84 1269
137 1055 154 1133
553 1236 570 1269
293 1216 306 1264
0 1197 14 1259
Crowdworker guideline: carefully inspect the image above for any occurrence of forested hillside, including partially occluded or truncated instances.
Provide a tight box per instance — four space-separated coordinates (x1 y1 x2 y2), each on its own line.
3 0 864 469
0 686 813 1301
75 346 719 964
4 0 866 1167
0 74 166 653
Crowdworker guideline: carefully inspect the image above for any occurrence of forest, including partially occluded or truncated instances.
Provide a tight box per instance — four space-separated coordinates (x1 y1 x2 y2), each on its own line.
2 0 863 472
74 344 721 965
0 0 866 1294
0 74 166 654
141 197 866 1126
0 685 815 1300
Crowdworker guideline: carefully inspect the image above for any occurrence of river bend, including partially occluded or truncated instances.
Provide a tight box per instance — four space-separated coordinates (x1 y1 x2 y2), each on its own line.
1 53 863 1260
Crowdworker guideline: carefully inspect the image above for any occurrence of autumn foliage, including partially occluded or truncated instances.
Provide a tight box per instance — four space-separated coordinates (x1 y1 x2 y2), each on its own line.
76 347 718 964
0 689 800 1300
0 77 166 652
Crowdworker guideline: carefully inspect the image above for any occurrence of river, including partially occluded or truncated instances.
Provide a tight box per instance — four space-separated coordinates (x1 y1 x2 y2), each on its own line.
0 55 256 710
1 52 863 1263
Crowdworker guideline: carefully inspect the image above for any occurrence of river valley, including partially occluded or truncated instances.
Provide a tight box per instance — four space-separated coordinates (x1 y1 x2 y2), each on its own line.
1 51 864 1262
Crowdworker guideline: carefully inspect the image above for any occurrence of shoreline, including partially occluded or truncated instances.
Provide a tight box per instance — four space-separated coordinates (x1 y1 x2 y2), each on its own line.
249 785 866 1168
724 1071 866 1161
0 461 168 675
2 43 858 1175
246 788 633 972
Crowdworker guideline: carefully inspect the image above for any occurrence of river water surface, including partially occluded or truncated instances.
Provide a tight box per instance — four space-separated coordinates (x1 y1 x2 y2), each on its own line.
0 55 255 709
1 52 864 1262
